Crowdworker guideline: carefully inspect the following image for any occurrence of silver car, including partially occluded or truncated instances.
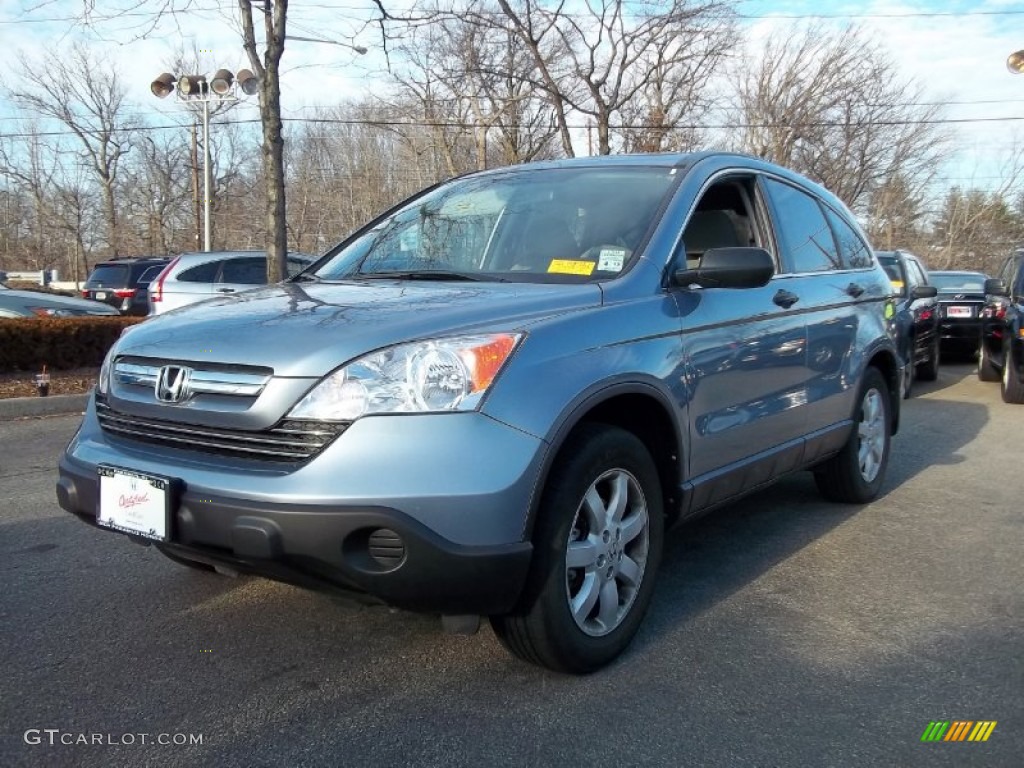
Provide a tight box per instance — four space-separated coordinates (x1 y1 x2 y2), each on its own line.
148 250 313 315
58 153 902 673
0 283 119 318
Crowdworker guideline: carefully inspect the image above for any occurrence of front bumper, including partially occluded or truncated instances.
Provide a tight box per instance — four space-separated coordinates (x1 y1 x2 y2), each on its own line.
57 397 543 614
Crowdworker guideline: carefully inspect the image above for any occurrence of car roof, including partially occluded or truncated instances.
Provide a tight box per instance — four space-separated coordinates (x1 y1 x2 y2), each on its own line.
93 256 170 266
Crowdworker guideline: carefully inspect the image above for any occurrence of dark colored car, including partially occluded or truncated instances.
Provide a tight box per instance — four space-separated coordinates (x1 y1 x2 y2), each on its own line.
82 257 170 316
58 152 903 673
930 270 989 359
875 250 939 397
979 249 1024 403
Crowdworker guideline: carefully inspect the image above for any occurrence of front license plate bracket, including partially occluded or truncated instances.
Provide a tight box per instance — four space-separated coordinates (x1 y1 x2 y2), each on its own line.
97 465 174 542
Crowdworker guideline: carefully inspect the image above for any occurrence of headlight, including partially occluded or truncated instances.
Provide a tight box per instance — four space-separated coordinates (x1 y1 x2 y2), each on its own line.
288 333 523 421
96 348 114 396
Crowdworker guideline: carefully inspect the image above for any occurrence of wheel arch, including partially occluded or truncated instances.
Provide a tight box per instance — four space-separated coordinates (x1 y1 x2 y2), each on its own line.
866 348 901 435
523 380 683 540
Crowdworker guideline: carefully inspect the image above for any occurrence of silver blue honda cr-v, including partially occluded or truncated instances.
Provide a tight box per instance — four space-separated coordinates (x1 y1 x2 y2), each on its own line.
57 152 902 673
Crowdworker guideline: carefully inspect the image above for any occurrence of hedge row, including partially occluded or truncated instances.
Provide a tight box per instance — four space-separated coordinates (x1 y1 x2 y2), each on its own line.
0 317 144 372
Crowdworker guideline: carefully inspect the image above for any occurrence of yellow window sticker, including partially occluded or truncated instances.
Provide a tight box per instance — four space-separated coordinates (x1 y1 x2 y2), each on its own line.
548 259 596 276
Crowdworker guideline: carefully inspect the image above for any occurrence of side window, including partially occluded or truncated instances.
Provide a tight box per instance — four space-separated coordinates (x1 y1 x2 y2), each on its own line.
178 261 220 283
905 259 927 288
286 257 308 277
219 257 267 285
763 178 840 273
680 176 767 268
824 207 872 269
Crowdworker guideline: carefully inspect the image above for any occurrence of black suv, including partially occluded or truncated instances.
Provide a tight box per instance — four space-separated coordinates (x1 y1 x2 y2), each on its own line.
875 250 940 397
979 249 1024 403
82 257 170 316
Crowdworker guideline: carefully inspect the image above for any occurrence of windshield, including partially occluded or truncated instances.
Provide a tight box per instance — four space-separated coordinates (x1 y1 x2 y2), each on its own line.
313 166 678 283
930 273 986 293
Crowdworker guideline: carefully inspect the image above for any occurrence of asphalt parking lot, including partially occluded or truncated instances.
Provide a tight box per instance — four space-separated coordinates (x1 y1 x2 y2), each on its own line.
0 363 1020 767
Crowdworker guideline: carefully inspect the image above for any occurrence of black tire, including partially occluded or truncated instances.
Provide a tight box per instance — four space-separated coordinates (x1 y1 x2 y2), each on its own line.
156 544 218 573
491 424 664 674
1000 343 1024 404
978 342 1000 382
814 367 891 504
916 337 939 382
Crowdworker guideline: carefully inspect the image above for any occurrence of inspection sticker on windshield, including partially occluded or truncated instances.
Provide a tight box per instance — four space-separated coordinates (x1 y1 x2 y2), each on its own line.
548 259 596 276
597 247 627 272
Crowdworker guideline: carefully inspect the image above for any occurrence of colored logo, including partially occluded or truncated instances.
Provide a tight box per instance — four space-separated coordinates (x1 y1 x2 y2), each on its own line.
921 721 996 742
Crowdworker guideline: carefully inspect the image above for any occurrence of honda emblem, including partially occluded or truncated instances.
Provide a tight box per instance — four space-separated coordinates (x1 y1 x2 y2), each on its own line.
155 365 193 403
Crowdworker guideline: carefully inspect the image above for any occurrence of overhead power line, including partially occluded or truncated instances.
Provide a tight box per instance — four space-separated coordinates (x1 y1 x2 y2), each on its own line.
4 112 1024 141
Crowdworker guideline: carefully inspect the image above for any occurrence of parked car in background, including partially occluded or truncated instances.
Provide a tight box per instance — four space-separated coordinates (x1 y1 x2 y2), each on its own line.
875 250 939 397
148 250 314 315
82 257 171 316
0 282 119 318
124 264 166 317
58 152 903 674
979 249 1024 403
929 270 989 360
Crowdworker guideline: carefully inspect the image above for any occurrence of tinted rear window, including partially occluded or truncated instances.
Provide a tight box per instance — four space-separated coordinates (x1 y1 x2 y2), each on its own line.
86 266 130 286
178 262 220 283
931 273 986 292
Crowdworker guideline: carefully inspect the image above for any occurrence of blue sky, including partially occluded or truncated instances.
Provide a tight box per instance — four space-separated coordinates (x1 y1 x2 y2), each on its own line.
1 0 1023 192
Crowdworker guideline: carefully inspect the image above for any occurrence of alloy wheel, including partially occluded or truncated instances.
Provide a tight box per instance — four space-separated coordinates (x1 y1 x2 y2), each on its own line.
565 469 650 637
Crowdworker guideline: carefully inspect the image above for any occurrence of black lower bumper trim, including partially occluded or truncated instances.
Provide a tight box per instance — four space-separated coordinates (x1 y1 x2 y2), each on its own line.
58 456 532 615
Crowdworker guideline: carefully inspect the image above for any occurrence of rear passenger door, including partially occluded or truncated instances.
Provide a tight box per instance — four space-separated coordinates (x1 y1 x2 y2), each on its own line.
760 177 869 444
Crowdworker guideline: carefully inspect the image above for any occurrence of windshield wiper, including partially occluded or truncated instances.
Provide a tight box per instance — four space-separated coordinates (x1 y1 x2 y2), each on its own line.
357 270 498 282
291 273 321 282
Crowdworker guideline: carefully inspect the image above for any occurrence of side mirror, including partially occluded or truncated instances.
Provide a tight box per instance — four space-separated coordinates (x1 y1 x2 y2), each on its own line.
984 277 1008 297
672 247 775 289
911 285 938 299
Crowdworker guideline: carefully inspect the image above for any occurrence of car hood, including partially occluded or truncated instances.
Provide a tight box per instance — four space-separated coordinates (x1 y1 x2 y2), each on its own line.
116 279 603 377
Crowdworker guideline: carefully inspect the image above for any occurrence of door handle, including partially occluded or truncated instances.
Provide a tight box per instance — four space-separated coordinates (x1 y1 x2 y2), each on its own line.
773 289 799 308
846 282 865 298
216 288 235 293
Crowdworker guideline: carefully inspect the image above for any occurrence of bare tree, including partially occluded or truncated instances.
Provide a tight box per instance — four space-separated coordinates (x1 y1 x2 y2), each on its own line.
473 0 736 156
0 124 60 271
7 44 137 257
734 24 948 214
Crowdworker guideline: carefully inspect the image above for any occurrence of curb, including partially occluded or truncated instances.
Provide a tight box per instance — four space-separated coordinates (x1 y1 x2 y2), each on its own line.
0 394 89 420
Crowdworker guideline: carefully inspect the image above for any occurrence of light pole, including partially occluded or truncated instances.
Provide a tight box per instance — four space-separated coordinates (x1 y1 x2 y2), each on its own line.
150 69 259 252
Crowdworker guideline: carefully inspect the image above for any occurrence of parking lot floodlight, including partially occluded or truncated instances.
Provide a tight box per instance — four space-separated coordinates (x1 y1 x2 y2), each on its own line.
177 75 208 96
151 73 176 98
1008 49 1024 74
236 69 260 96
210 69 234 95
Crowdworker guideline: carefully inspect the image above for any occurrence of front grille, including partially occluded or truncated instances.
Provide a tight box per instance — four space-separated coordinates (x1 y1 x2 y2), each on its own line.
96 400 347 462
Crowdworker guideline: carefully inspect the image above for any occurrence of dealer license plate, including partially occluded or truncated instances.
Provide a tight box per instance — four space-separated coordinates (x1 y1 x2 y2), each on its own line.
97 466 170 541
946 305 972 318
